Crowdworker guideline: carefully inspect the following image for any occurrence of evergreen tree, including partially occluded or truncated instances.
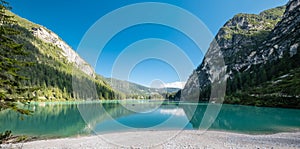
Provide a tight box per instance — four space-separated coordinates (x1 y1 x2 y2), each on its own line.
0 0 32 114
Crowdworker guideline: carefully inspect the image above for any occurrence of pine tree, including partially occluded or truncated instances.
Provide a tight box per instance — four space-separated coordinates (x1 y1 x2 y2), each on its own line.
0 0 33 114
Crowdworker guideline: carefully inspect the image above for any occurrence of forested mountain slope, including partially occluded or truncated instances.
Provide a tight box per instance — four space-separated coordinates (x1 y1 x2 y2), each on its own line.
7 11 123 101
105 78 180 99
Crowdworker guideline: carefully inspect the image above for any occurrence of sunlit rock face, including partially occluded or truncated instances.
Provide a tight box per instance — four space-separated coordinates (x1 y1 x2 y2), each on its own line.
180 0 300 102
32 27 95 78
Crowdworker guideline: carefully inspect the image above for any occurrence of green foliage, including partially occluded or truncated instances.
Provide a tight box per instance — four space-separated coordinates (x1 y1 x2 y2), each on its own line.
165 92 177 100
0 0 124 144
225 47 300 108
259 6 286 19
224 93 300 109
0 130 11 144
192 5 300 108
16 135 28 142
0 0 34 114
105 78 169 99
0 9 124 101
221 6 285 40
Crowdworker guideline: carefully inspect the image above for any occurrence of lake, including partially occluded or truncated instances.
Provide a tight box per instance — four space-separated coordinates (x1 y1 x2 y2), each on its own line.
1 101 300 138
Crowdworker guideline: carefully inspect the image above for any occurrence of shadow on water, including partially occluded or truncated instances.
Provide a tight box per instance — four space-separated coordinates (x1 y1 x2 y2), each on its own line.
181 104 300 134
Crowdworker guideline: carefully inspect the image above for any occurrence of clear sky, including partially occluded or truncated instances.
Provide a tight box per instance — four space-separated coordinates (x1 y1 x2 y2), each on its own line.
7 0 288 87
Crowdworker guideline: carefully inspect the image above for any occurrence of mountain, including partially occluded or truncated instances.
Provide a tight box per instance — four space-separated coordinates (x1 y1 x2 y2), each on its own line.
105 78 180 99
7 11 123 101
177 0 300 108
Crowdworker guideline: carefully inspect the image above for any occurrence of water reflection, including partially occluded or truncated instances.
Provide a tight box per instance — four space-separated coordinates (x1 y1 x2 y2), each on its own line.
181 104 300 134
0 102 300 138
78 102 189 134
0 103 86 137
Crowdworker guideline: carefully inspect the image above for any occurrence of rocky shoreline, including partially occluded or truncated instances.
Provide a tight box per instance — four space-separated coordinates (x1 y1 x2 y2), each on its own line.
1 130 300 149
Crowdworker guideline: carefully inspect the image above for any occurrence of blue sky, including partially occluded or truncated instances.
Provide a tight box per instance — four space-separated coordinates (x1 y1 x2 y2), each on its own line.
8 0 288 87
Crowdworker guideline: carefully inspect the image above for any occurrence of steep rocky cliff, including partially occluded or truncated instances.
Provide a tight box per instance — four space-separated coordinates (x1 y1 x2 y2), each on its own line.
260 0 300 60
179 0 300 108
31 27 95 78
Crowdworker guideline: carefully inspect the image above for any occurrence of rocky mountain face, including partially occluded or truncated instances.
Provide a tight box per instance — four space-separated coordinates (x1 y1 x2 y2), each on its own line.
31 27 95 78
261 0 300 60
218 6 286 70
179 0 300 107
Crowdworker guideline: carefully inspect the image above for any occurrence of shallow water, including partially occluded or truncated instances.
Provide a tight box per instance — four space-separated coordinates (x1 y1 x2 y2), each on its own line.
1 101 300 138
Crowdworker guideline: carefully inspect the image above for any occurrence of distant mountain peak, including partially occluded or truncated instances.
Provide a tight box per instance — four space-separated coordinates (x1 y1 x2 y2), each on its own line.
162 82 186 89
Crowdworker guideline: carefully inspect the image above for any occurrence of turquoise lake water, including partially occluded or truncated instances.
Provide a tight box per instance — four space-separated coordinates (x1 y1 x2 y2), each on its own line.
1 101 300 138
